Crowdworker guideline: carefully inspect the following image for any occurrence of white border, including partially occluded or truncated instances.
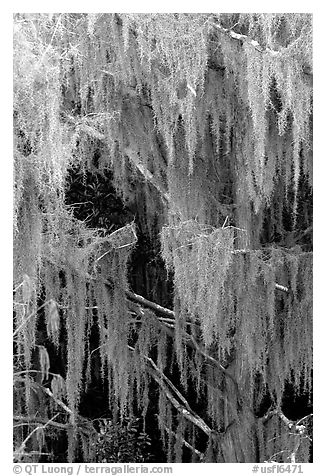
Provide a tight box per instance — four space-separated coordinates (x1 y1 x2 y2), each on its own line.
3 4 324 474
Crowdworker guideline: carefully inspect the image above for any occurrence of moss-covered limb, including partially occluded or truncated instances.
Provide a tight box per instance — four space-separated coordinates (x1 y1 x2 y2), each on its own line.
210 18 278 54
14 415 70 431
14 413 61 456
129 345 213 437
261 408 312 433
130 346 194 414
124 147 170 204
13 415 96 439
186 334 242 399
103 278 176 318
13 300 53 338
42 387 72 415
15 375 72 415
104 277 288 323
14 370 62 379
91 339 214 435
115 13 312 77
260 408 312 463
157 418 205 460
125 290 243 398
106 275 286 398
91 337 210 434
209 17 311 77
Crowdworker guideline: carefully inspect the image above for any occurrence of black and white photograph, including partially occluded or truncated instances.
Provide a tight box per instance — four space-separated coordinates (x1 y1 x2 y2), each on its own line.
11 7 315 471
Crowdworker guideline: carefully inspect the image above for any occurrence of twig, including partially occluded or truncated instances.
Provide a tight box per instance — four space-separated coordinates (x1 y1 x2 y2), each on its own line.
13 300 53 337
14 451 52 457
13 281 24 293
222 216 229 228
296 413 313 426
37 14 62 68
15 413 60 455
115 240 138 250
14 415 69 431
14 370 62 379
266 449 289 462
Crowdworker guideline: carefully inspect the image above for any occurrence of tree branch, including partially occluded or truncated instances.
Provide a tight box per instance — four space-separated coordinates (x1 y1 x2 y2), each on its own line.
15 374 73 416
128 345 213 437
103 278 176 318
186 334 241 395
124 147 170 204
13 415 96 437
210 19 280 56
13 300 53 337
261 407 312 434
261 408 312 463
157 417 204 460
209 17 312 77
104 276 286 400
103 278 287 328
126 290 245 405
42 387 72 415
14 413 61 456
14 415 69 431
